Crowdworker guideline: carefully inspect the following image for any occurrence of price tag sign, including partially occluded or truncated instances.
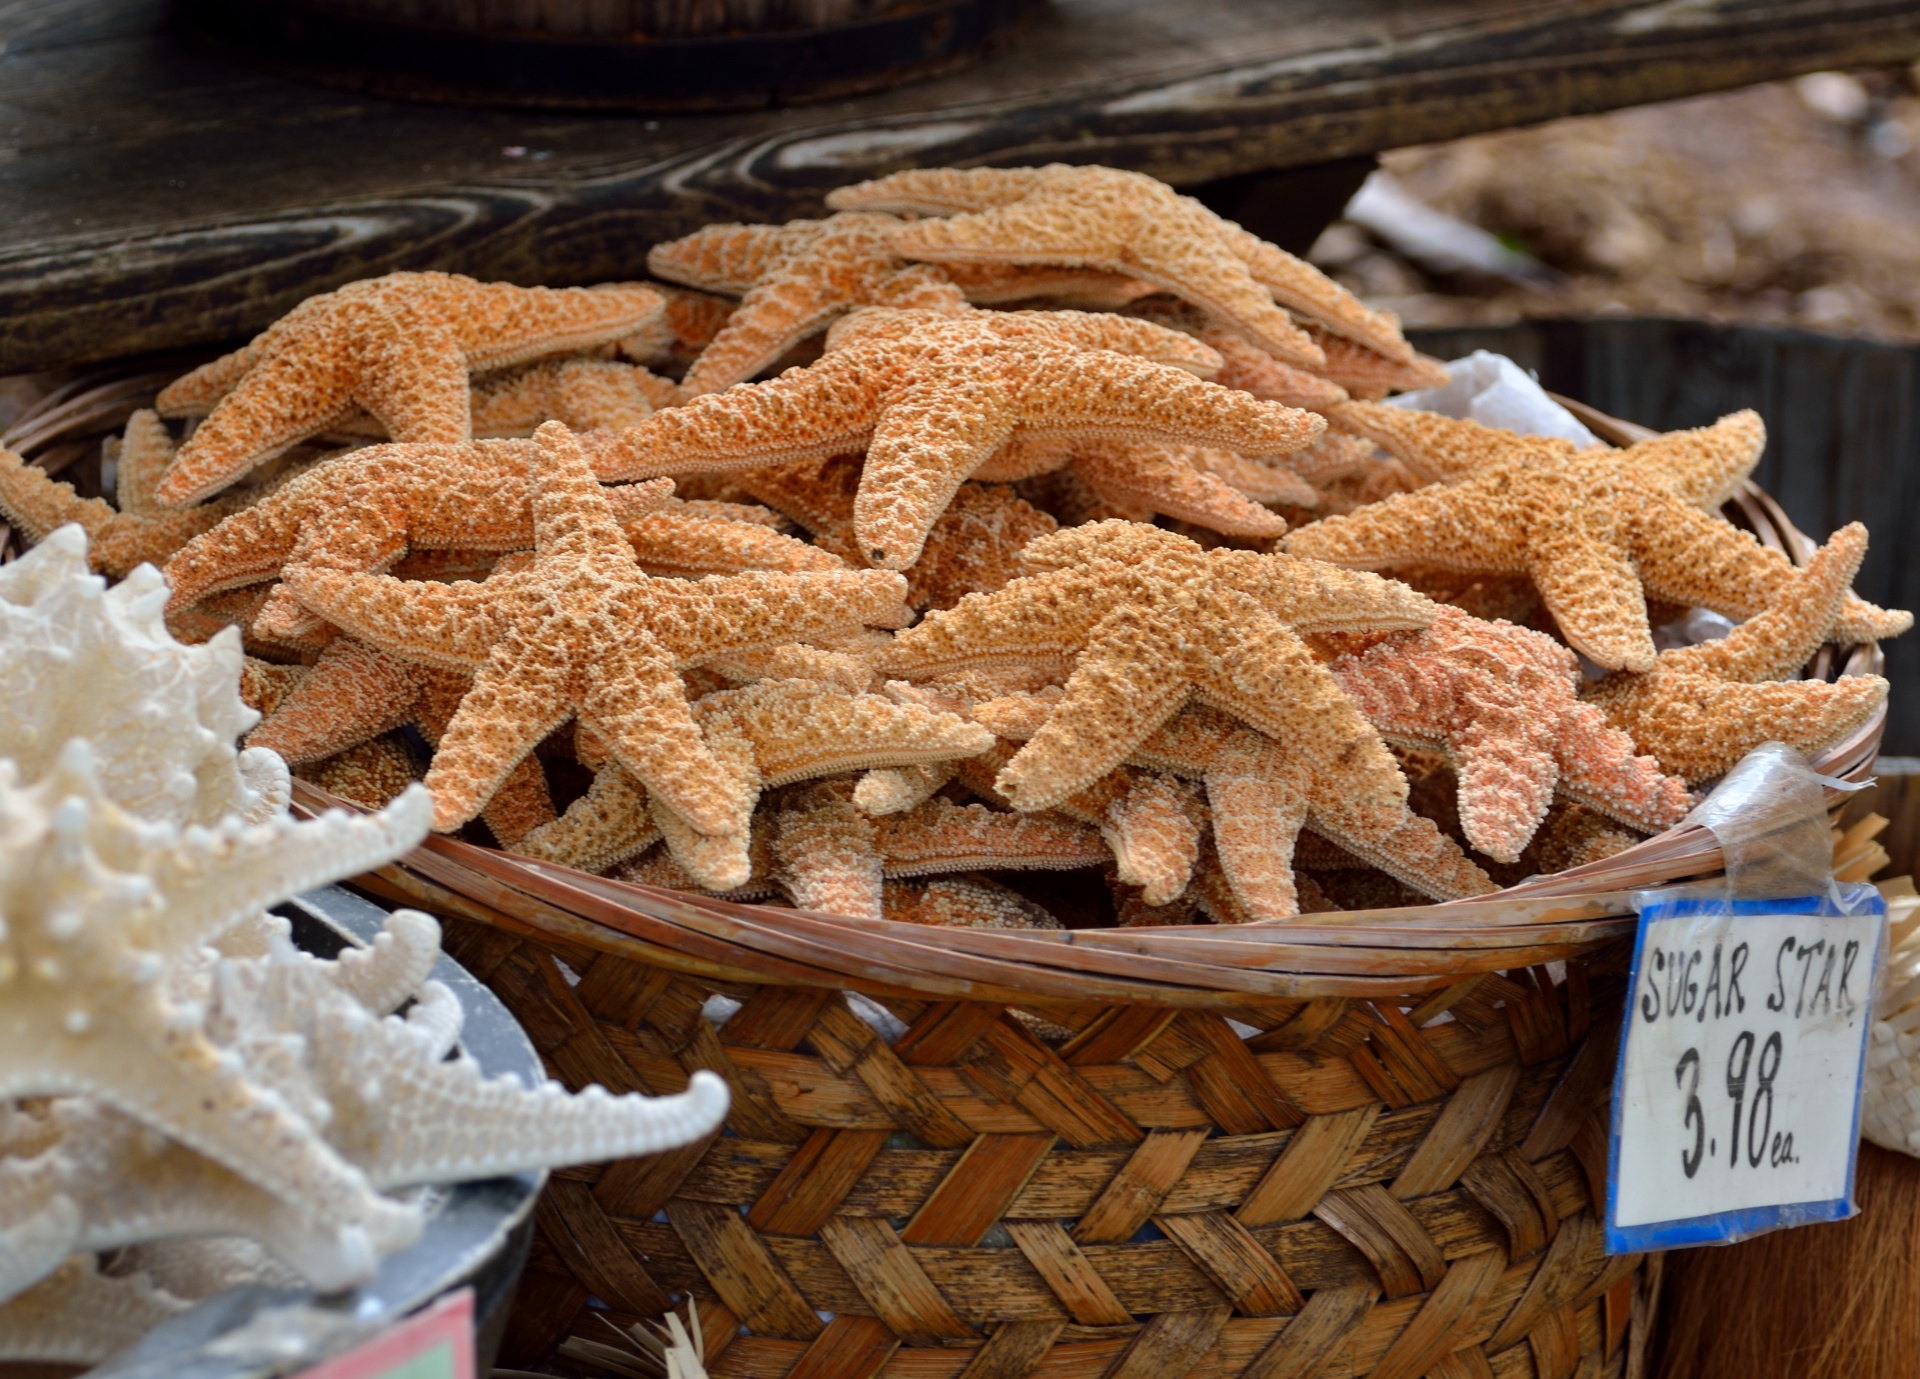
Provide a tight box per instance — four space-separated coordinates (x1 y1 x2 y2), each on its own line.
293 1289 474 1379
1607 893 1884 1254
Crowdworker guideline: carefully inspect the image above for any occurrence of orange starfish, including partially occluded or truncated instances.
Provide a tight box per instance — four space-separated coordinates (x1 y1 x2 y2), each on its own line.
469 358 684 436
1301 325 1450 397
1322 606 1692 862
1288 407 1911 670
1585 524 1892 780
828 165 1412 367
0 414 243 576
152 273 666 505
281 422 910 833
881 520 1435 810
605 307 1322 569
882 875 1063 929
984 436 1302 535
647 212 967 395
1125 299 1351 410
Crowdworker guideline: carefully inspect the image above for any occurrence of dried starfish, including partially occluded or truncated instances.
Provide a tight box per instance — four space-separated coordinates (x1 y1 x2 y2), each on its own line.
1585 523 1892 780
1322 606 1692 862
771 783 1105 921
1288 408 1911 670
882 875 1063 929
1125 298 1351 411
736 457 1056 609
299 736 419 811
648 212 967 394
606 306 1324 569
153 273 666 505
942 261 1160 310
0 417 244 577
470 357 684 435
985 435 1301 535
1301 325 1451 397
0 528 286 827
881 520 1435 810
284 422 910 832
0 1255 186 1365
829 165 1412 366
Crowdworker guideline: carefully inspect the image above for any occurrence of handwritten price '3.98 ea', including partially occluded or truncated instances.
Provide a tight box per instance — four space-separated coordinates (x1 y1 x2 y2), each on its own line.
1673 1033 1797 1178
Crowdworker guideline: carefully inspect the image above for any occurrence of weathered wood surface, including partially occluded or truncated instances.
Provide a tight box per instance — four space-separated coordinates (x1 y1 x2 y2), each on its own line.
6 0 1920 370
1411 320 1920 757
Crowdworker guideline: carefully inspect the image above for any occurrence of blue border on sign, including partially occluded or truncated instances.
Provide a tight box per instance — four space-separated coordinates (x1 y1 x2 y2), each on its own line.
1603 885 1884 1256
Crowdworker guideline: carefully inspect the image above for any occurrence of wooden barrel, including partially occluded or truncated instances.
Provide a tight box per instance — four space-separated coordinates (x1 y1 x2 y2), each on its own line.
180 0 1044 110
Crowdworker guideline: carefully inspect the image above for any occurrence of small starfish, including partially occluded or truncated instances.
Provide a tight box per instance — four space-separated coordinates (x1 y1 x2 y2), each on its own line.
609 307 1322 568
828 165 1412 366
469 357 684 436
152 273 667 505
1585 523 1892 780
771 783 1105 921
0 415 243 577
647 212 967 394
1289 407 1911 670
880 520 1436 810
737 457 1057 610
882 875 1063 929
1321 606 1692 862
283 422 910 833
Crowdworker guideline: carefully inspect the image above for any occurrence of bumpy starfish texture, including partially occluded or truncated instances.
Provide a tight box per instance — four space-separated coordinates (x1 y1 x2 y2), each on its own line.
0 527 287 826
942 261 1160 310
285 423 909 832
649 212 967 394
984 435 1300 535
1301 326 1450 397
882 520 1436 810
1125 299 1351 411
882 875 1063 929
829 165 1412 367
153 274 666 505
470 358 683 436
606 307 1323 569
1585 524 1891 780
1288 408 1911 670
1323 607 1692 862
0 418 241 577
0 1255 188 1364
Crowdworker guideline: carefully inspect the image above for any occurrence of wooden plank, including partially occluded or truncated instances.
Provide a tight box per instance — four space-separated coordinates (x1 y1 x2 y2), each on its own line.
8 0 1920 370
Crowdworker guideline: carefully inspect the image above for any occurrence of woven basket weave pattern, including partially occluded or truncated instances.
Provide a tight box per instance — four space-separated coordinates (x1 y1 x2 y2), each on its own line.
440 917 1648 1378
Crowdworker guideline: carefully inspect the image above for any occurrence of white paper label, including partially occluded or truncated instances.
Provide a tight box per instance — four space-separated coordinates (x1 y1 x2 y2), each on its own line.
1607 901 1881 1252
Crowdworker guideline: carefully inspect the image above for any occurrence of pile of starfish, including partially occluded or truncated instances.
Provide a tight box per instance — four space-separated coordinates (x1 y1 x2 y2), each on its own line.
0 531 729 1369
0 161 1906 928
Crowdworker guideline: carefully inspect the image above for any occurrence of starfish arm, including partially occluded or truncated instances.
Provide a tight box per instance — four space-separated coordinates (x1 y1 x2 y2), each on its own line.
648 722 762 889
994 607 1194 810
1192 595 1399 753
1305 803 1496 903
1068 446 1290 538
1010 311 1224 375
876 796 1108 877
1100 771 1205 905
1125 207 1327 368
710 680 992 787
1204 735 1311 921
161 479 325 618
1591 672 1888 782
1550 700 1692 834
855 762 957 815
423 646 575 831
856 377 1020 568
626 510 849 577
1212 550 1436 634
582 637 748 837
282 567 506 671
681 260 871 396
354 306 475 446
827 166 1052 215
1017 358 1325 459
1306 326 1452 395
1449 701 1561 864
593 351 884 480
0 448 217 578
478 754 557 848
246 639 421 764
1207 330 1351 410
515 764 662 874
527 420 640 564
1195 448 1319 507
1283 481 1526 571
1213 221 1416 363
450 280 669 373
1624 411 1764 509
1328 402 1575 484
156 342 269 418
773 785 884 920
1529 507 1656 671
649 222 811 294
115 410 179 516
471 359 674 436
649 569 910 664
1664 521 1867 683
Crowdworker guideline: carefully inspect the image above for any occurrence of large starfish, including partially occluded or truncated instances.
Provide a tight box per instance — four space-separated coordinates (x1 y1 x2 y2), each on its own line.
605 307 1322 568
735 457 1057 610
283 422 910 833
1585 523 1891 780
1289 406 1911 670
1321 606 1693 862
0 414 243 576
828 165 1413 367
770 783 1106 921
880 520 1435 809
647 212 967 394
152 272 666 505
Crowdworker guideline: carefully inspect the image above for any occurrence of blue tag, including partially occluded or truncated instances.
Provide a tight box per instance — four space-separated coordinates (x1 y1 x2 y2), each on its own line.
1605 884 1884 1254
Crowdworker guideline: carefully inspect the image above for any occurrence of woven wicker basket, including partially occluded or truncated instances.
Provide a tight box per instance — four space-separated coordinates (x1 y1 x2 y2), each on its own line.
3 377 1886 1379
305 402 1883 1379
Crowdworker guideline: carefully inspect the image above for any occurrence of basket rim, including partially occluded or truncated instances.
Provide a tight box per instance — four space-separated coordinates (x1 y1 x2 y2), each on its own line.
297 398 1891 1007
